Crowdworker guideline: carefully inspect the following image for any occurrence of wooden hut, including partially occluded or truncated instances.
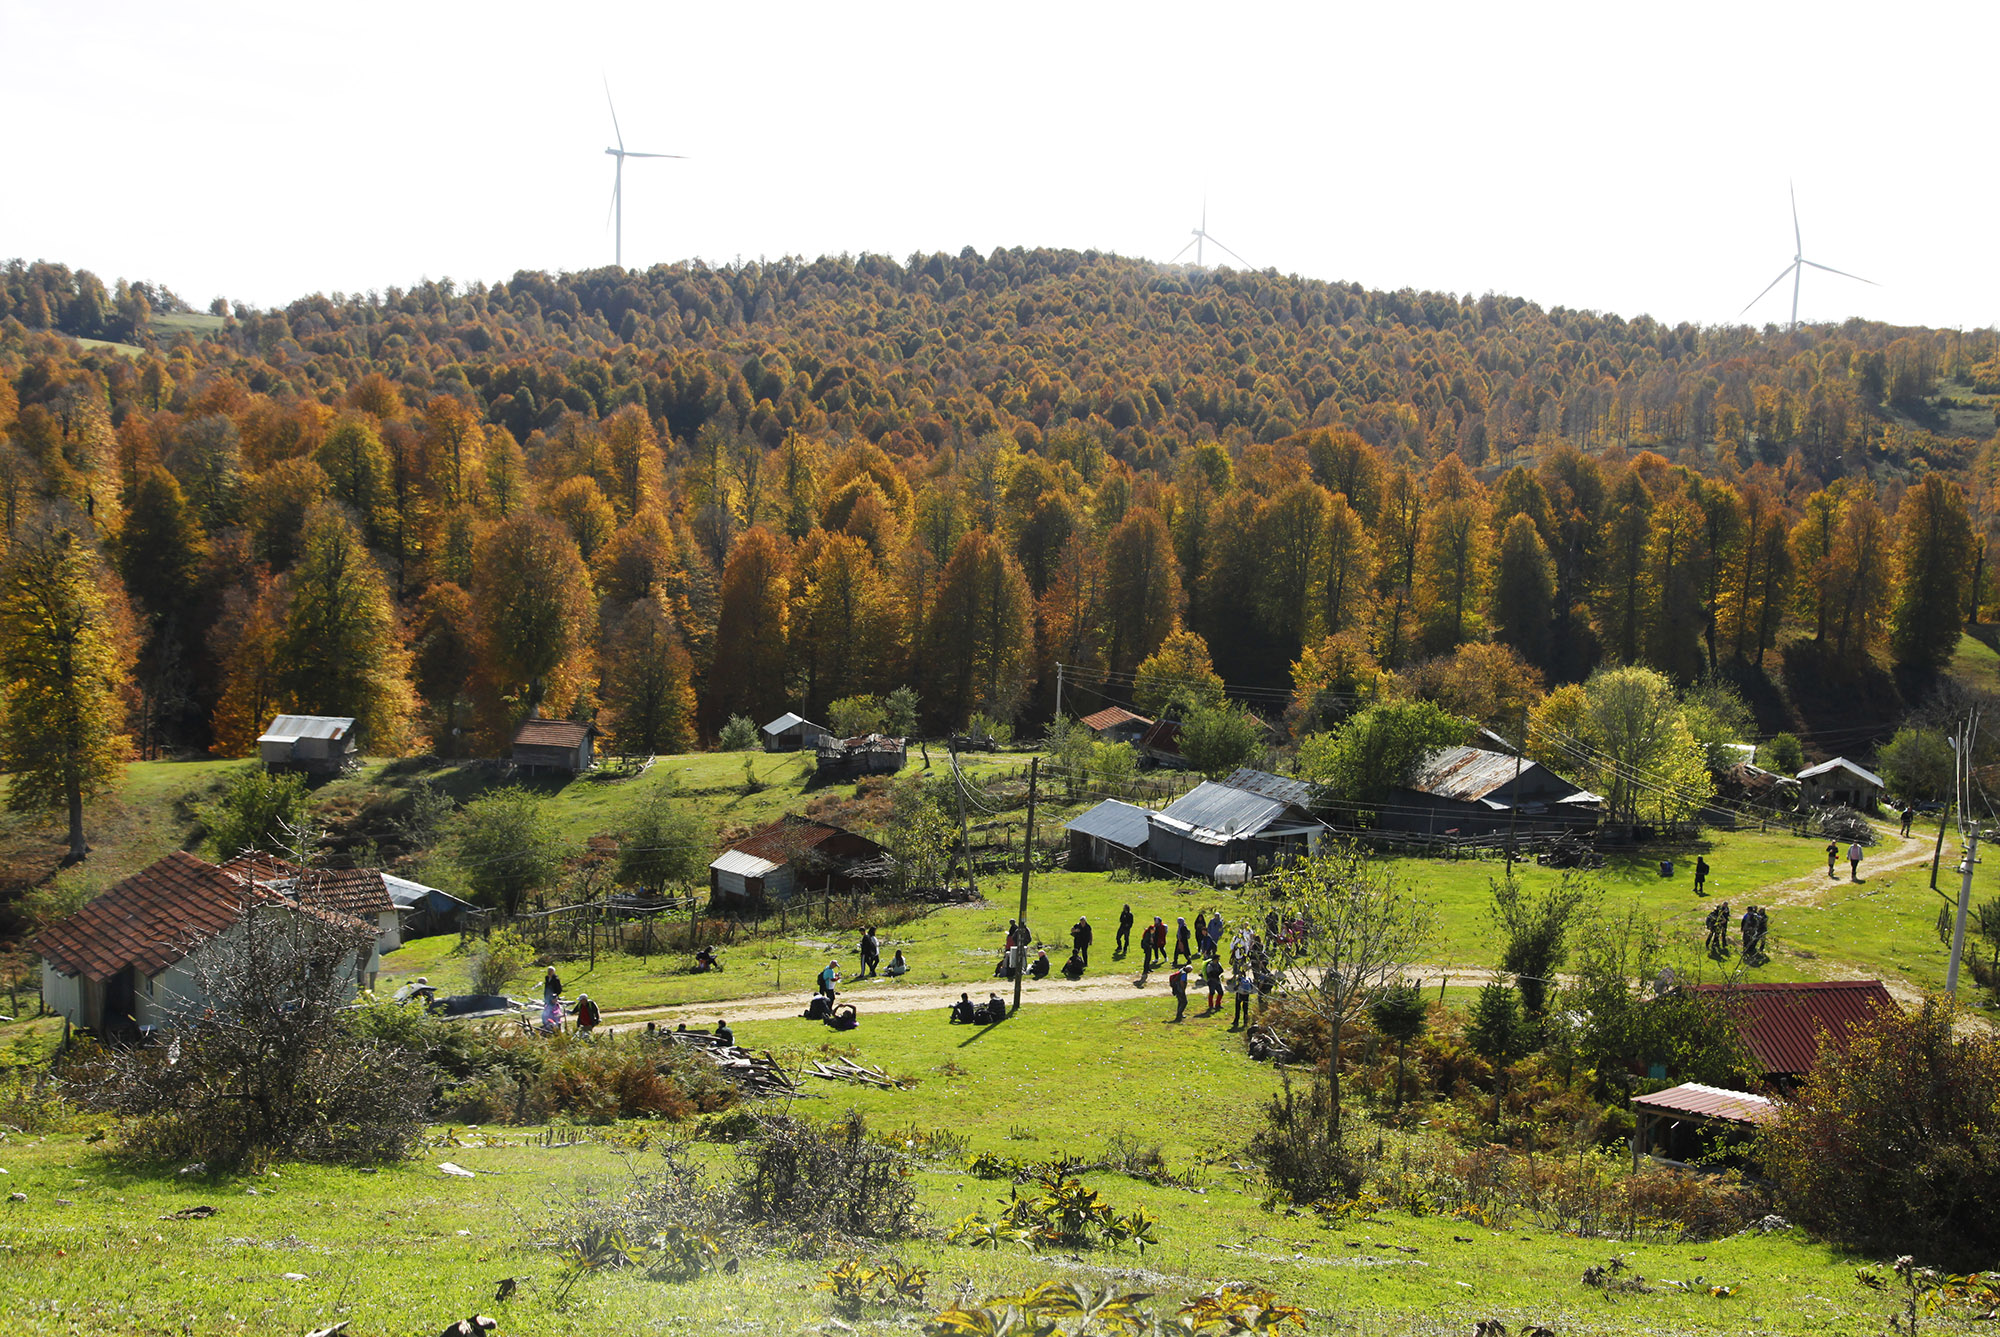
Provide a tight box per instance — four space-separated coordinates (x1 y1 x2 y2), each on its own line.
511 717 596 775
257 715 359 774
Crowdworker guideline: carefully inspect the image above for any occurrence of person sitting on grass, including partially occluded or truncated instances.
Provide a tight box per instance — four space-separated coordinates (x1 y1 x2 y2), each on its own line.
885 949 909 976
694 944 719 972
1029 949 1051 979
574 992 601 1037
950 992 975 1023
1062 950 1085 980
714 1018 734 1046
826 1004 858 1031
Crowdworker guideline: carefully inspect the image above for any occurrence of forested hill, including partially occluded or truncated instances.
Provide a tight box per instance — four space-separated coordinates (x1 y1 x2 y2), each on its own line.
1 248 1998 767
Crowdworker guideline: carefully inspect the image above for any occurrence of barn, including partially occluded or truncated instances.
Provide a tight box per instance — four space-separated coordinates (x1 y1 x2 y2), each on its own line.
258 715 360 774
1380 745 1598 837
1796 757 1885 810
1143 770 1325 880
762 712 831 752
1065 798 1150 871
815 733 907 779
708 816 890 906
512 716 597 775
1079 706 1153 747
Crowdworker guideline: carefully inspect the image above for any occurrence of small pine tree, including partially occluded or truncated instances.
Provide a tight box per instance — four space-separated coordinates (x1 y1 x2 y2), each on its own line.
1367 981 1429 1110
717 715 760 751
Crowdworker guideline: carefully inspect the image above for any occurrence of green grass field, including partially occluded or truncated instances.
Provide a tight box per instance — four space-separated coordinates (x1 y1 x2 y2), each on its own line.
0 998 1922 1336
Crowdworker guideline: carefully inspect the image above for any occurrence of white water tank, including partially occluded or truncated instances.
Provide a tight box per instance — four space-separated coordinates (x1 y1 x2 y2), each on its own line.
1214 862 1250 887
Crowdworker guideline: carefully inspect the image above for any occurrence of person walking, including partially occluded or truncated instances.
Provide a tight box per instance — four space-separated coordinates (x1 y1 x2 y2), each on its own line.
1693 855 1710 897
1191 912 1209 957
1116 904 1134 957
574 992 601 1037
1147 917 1167 970
1901 804 1915 837
1203 954 1224 1013
1173 917 1193 966
1168 962 1190 1022
1825 840 1838 878
1230 969 1253 1029
542 965 563 1007
1849 840 1864 881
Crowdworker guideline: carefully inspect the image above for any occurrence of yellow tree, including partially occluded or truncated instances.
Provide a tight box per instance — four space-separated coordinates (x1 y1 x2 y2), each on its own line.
923 530 1033 729
600 597 697 754
706 526 791 729
1101 507 1181 673
0 511 134 861
1311 493 1375 640
1132 626 1224 717
473 515 597 715
274 505 416 752
1255 481 1330 654
421 395 485 510
788 530 901 715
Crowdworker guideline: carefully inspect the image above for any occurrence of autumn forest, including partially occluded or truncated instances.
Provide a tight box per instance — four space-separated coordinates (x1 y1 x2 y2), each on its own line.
3 248 1998 826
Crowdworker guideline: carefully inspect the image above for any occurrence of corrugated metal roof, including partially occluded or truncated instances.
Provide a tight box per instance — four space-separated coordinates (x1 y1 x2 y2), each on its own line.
1065 799 1151 848
383 873 472 912
1158 782 1290 842
1797 757 1885 788
258 714 354 743
1689 980 1896 1076
1221 768 1315 806
1632 1082 1778 1126
710 849 782 878
762 713 825 735
1410 745 1526 802
1080 706 1151 732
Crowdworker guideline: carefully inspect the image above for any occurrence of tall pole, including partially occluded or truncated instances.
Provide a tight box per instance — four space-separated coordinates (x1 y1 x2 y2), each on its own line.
1012 757 1039 1016
1506 708 1525 868
1948 822 1980 997
949 741 977 899
613 155 623 268
1054 663 1064 722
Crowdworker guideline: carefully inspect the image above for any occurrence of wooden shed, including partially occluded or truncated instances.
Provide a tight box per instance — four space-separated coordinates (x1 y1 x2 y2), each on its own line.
708 816 890 906
258 715 359 774
1065 799 1150 871
1080 706 1153 747
512 717 596 775
815 733 907 779
1630 1082 1777 1170
1380 744 1599 837
1796 757 1884 810
761 712 832 752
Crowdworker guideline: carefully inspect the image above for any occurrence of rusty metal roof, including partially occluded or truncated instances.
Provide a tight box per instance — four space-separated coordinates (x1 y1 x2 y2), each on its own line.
1081 706 1151 732
1221 768 1315 806
1690 980 1896 1077
1410 745 1526 802
514 717 594 749
1632 1082 1778 1126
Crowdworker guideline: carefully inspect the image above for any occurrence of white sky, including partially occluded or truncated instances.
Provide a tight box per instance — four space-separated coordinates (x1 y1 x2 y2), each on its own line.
5 0 1995 333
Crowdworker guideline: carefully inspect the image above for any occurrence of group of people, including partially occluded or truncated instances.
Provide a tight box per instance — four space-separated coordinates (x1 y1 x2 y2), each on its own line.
1703 902 1772 962
855 926 909 979
538 966 600 1037
991 916 1094 981
1159 917 1278 1027
949 990 1010 1024
1826 840 1866 880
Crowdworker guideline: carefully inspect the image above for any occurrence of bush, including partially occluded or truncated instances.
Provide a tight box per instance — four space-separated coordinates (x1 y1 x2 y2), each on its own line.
201 767 310 859
1762 996 2000 1264
616 788 711 891
466 928 535 995
449 788 561 914
731 1111 920 1248
947 1171 1158 1253
718 715 760 751
1248 1071 1362 1205
828 695 886 738
1758 731 1806 775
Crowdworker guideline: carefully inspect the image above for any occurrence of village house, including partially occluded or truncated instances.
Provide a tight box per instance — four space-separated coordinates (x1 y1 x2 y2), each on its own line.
1688 978 1896 1091
1064 798 1150 872
257 714 360 774
219 853 404 985
1796 757 1885 810
761 712 832 752
815 732 907 780
30 851 376 1038
1078 706 1153 747
708 816 891 905
384 872 477 940
511 716 597 775
1142 768 1325 880
1379 744 1599 838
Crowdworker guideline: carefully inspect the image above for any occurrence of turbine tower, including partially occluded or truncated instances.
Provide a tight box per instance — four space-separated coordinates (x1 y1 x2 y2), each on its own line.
603 81 684 269
1170 201 1249 269
1740 183 1876 329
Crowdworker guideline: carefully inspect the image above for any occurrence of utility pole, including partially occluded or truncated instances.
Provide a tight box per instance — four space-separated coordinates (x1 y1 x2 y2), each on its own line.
1055 663 1064 722
1949 822 1981 997
1012 757 1039 1016
948 741 978 899
1506 707 1526 868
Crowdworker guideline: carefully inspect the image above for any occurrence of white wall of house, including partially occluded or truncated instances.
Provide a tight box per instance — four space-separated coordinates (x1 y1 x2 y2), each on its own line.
39 962 81 1027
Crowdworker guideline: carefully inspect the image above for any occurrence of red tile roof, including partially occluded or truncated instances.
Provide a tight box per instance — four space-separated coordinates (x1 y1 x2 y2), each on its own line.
29 851 293 982
1139 720 1183 755
729 817 885 866
1081 706 1151 732
1691 980 1896 1077
514 718 594 749
294 868 396 918
217 851 304 886
1632 1081 1779 1126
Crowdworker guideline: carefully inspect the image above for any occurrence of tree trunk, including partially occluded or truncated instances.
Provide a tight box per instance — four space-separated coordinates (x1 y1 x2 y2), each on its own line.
1394 1039 1408 1112
64 779 86 863
1327 1026 1342 1145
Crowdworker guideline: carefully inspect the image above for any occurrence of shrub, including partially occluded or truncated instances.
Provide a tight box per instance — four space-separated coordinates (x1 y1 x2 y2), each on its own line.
718 715 760 751
200 767 310 859
730 1111 920 1249
947 1171 1158 1253
616 788 711 891
1758 731 1806 775
466 928 535 995
449 788 561 914
1248 1072 1362 1205
927 1281 1304 1337
828 695 887 738
1761 996 2000 1264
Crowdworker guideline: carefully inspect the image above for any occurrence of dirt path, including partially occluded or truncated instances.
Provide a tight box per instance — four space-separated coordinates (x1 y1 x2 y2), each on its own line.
1756 821 1939 907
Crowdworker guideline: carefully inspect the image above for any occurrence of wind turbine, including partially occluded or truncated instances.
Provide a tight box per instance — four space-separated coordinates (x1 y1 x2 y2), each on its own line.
603 81 684 269
1169 201 1250 269
1739 183 1876 329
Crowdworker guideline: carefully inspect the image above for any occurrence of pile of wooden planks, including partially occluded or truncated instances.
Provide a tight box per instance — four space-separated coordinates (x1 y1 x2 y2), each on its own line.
665 1030 801 1097
805 1054 904 1089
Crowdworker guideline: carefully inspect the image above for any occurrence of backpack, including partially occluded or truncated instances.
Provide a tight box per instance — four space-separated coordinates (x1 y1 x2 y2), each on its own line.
803 995 831 1021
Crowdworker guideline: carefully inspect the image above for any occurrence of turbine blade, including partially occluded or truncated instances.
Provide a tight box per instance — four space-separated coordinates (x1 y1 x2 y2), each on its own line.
1169 238 1197 263
1207 236 1252 269
620 151 686 159
607 177 618 228
1739 262 1798 317
1800 259 1878 286
1791 180 1801 256
604 77 624 151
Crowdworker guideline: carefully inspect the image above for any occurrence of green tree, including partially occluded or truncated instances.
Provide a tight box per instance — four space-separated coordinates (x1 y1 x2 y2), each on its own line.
1367 980 1428 1110
0 512 133 861
1176 697 1262 778
884 685 920 737
1297 700 1470 807
1464 982 1535 1127
600 598 697 755
827 694 885 738
1489 867 1594 1014
1490 512 1554 668
1679 677 1754 773
885 776 956 894
717 715 760 751
1875 727 1956 800
1101 508 1181 674
1758 731 1805 776
273 505 414 751
202 767 310 858
615 788 710 891
1533 665 1712 825
314 417 393 545
1890 474 1973 670
448 788 561 915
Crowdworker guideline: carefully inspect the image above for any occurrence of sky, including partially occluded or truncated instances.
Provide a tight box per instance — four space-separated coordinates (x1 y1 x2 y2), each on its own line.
4 0 1996 333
